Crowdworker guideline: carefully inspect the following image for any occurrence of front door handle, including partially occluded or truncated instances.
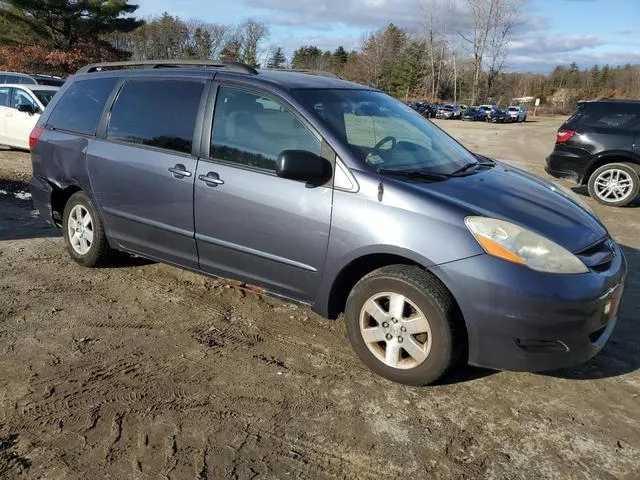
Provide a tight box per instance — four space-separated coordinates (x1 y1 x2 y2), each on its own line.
168 164 192 178
198 172 224 187
6 112 13 117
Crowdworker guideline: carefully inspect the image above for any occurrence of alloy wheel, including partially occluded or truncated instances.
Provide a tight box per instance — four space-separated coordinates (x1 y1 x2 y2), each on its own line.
67 204 94 255
593 168 634 203
359 292 432 370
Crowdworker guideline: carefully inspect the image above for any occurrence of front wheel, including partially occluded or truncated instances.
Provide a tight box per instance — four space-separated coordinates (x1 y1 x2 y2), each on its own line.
345 265 463 386
587 162 640 207
63 191 118 267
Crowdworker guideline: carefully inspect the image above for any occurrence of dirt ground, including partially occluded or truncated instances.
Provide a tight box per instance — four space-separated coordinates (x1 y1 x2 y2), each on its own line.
0 117 638 479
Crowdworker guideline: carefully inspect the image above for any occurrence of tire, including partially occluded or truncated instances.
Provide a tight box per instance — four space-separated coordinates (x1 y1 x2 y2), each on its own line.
62 191 118 267
345 265 463 386
587 162 640 207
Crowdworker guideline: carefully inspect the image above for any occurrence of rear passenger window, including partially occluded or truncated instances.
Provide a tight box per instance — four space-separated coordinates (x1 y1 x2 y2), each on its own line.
211 86 321 171
0 87 9 106
107 80 204 155
48 78 117 135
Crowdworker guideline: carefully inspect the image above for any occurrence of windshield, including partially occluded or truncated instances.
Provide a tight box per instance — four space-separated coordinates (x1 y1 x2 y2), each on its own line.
508 107 518 111
293 89 477 174
33 90 57 107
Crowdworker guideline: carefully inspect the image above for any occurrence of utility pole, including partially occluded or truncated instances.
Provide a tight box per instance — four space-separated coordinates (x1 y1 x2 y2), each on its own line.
453 51 457 104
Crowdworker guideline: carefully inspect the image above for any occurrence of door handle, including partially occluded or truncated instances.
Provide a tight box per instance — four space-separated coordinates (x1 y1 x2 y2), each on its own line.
6 112 13 117
198 172 224 187
168 164 192 178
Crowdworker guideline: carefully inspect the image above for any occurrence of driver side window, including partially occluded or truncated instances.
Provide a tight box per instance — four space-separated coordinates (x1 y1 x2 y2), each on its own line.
211 86 321 172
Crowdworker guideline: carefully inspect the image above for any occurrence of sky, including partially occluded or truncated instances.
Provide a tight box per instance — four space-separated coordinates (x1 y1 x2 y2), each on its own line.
135 0 640 72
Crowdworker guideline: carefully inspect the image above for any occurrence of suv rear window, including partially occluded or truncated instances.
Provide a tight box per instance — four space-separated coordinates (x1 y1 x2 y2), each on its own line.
107 79 204 154
47 78 117 135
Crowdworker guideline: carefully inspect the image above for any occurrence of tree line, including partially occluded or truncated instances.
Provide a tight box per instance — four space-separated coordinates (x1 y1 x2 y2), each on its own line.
0 0 638 111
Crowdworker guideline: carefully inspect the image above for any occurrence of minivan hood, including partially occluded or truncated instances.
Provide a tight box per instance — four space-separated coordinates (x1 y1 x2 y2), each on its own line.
405 162 607 252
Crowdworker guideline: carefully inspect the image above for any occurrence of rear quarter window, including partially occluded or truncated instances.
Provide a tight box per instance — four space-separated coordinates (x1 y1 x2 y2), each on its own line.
584 111 638 129
47 77 117 135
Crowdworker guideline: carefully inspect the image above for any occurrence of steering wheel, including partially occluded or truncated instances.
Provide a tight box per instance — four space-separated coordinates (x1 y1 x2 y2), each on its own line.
373 136 397 154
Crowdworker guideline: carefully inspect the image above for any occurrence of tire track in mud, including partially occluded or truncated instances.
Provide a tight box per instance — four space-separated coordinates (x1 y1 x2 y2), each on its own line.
5 239 417 478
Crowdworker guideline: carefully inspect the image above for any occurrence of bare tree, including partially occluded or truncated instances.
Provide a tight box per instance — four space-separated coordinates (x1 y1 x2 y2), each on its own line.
456 0 522 104
484 0 521 100
238 19 269 68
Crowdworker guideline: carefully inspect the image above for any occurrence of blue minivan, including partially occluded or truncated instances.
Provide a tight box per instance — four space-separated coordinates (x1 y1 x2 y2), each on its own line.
29 60 626 385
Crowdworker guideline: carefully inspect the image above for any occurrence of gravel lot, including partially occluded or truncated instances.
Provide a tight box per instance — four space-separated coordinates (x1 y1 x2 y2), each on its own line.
1 117 638 479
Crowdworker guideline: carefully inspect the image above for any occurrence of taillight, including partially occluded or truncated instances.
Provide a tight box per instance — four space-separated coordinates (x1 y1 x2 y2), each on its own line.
556 130 575 144
29 126 44 151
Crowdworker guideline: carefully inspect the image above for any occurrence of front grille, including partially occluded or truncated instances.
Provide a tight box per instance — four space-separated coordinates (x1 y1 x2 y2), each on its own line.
576 238 615 271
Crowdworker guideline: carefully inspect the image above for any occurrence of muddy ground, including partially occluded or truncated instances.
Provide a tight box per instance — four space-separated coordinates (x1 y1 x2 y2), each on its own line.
0 117 638 479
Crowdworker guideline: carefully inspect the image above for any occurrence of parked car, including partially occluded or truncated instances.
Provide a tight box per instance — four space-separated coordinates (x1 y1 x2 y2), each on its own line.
462 106 483 121
546 99 640 207
490 108 509 123
30 60 626 386
506 105 527 122
477 104 496 121
0 84 59 149
0 72 65 87
435 104 461 119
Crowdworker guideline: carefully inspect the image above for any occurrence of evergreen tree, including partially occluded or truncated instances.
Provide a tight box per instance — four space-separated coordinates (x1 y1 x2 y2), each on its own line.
333 46 348 65
267 47 286 69
0 0 142 51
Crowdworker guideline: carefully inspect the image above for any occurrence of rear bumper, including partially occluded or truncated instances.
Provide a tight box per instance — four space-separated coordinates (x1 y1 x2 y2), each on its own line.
430 244 627 372
546 151 589 183
29 175 54 225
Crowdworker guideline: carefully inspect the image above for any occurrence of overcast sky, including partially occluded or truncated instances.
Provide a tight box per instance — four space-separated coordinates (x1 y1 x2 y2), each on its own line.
135 0 640 72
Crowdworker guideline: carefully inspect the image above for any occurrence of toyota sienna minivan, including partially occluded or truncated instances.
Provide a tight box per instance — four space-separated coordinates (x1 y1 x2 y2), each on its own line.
29 60 627 386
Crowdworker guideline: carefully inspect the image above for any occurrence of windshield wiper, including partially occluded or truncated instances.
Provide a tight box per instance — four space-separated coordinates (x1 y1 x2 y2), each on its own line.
450 159 495 176
449 162 479 176
377 168 449 181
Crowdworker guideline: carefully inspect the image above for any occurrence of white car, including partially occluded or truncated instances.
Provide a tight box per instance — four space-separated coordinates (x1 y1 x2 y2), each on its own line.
506 105 527 122
0 84 59 149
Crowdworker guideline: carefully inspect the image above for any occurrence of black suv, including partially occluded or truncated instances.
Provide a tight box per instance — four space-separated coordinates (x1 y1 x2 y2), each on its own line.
546 100 640 207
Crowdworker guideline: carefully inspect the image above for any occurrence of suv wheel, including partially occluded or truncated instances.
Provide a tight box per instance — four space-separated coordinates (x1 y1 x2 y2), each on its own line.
63 191 117 267
587 162 640 207
345 265 462 386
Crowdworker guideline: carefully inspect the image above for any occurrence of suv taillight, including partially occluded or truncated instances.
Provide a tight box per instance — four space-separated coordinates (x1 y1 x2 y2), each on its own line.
556 130 575 144
29 127 44 151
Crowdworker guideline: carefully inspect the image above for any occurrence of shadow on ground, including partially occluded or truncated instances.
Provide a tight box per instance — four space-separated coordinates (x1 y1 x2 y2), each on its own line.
0 178 59 241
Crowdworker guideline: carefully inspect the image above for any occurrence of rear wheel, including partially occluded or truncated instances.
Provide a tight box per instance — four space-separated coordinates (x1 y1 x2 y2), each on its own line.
63 191 118 267
345 265 463 386
587 162 640 207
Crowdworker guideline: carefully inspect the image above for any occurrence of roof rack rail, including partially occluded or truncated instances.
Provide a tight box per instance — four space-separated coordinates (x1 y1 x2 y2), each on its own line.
270 68 341 79
76 60 258 75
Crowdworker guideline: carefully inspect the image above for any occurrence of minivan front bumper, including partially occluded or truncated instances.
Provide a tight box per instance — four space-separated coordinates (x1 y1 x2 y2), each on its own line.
430 242 626 372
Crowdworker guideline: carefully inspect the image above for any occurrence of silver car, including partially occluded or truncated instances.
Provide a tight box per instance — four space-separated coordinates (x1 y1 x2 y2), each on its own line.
506 105 527 122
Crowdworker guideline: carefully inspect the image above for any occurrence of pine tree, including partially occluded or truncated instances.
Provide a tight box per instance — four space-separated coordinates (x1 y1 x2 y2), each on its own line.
333 46 348 65
267 47 286 69
0 0 142 51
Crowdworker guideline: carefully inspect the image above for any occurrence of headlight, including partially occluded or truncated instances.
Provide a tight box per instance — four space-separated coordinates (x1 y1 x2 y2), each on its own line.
465 216 588 274
550 182 597 217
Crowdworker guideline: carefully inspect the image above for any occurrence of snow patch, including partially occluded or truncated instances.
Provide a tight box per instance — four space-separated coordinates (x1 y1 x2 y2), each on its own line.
14 191 32 200
0 189 7 195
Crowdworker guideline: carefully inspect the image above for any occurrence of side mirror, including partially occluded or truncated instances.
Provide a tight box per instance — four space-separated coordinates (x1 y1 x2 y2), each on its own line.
17 104 37 115
276 150 332 183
